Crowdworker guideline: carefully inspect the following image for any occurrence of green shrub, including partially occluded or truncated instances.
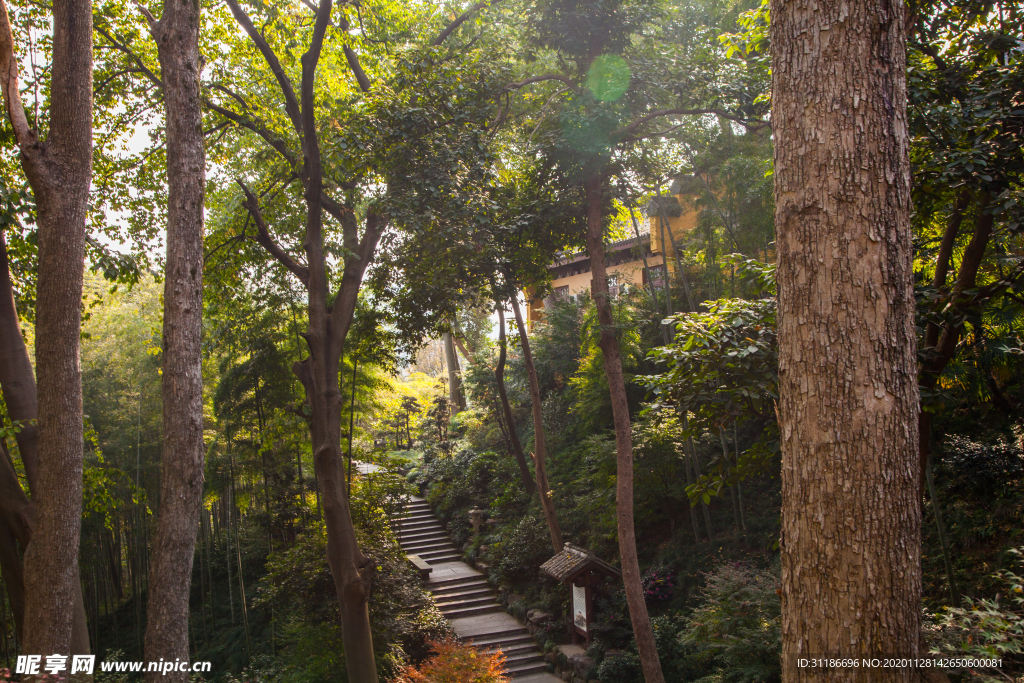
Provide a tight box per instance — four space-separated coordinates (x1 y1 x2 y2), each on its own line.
449 515 472 547
595 651 641 683
927 547 1024 681
491 516 552 587
678 561 781 683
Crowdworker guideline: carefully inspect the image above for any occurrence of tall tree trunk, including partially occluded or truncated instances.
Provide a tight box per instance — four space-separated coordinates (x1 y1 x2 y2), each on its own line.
494 305 538 495
0 0 92 660
925 454 958 606
584 174 664 683
510 297 563 552
771 0 921 678
678 429 702 542
143 0 206 678
442 333 465 412
682 414 714 540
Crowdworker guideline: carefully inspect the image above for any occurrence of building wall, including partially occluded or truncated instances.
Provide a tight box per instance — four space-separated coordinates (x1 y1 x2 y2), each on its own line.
525 192 699 327
526 254 668 326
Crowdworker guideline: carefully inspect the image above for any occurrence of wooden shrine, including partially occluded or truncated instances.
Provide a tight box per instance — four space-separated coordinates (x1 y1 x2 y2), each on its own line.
540 543 620 645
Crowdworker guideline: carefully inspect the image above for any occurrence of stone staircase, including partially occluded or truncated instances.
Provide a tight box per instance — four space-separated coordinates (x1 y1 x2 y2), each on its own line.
395 498 556 681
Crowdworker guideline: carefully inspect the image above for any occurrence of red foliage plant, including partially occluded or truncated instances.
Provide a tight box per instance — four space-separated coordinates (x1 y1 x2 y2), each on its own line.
396 637 509 683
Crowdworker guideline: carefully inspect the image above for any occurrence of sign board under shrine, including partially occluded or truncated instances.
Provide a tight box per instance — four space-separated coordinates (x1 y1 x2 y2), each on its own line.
573 584 587 632
540 543 621 644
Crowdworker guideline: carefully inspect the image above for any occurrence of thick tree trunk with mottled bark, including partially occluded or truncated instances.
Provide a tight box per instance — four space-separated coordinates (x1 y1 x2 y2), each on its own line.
770 0 921 679
143 0 206 679
0 0 92 661
584 174 664 683
509 297 562 552
494 305 537 496
0 226 91 659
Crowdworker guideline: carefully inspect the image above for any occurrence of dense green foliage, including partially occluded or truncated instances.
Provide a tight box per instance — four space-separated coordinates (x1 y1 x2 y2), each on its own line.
0 0 1020 681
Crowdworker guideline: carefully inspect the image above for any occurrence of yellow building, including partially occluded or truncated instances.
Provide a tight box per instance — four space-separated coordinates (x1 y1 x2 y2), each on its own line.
527 186 700 327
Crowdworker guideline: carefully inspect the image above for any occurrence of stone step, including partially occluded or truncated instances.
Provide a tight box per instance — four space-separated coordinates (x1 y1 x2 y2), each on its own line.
395 513 436 523
402 542 452 555
471 631 535 649
401 535 451 549
505 658 549 678
429 574 486 589
401 534 451 546
437 595 501 612
441 602 505 619
396 523 445 535
397 528 448 541
422 552 463 564
396 524 445 537
417 548 460 561
429 586 494 602
484 642 539 659
401 540 451 553
430 579 489 596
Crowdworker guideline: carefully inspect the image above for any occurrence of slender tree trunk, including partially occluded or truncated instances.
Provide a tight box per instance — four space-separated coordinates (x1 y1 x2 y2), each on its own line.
0 0 93 660
510 297 563 552
584 174 664 683
682 414 713 540
494 305 538 495
677 417 702 542
442 333 465 412
771 0 921 678
925 454 958 606
918 207 994 495
143 0 206 678
0 231 39 493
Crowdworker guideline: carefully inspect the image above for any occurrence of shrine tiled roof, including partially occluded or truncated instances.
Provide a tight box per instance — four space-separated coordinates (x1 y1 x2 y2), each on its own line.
540 543 621 582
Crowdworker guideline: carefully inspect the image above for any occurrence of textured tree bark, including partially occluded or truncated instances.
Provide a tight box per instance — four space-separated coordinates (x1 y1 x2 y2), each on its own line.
494 305 538 496
584 174 664 683
510 297 563 552
770 0 922 679
0 237 91 656
442 332 466 412
142 0 206 678
0 0 93 660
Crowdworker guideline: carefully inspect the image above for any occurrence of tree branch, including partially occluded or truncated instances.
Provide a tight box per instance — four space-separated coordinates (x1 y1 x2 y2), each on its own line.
613 108 765 139
452 335 485 369
504 74 579 94
320 191 350 225
210 83 250 110
0 1 34 148
133 1 157 32
236 179 310 286
328 210 386 361
205 99 299 166
432 0 502 46
95 25 163 88
223 0 303 137
343 44 371 93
